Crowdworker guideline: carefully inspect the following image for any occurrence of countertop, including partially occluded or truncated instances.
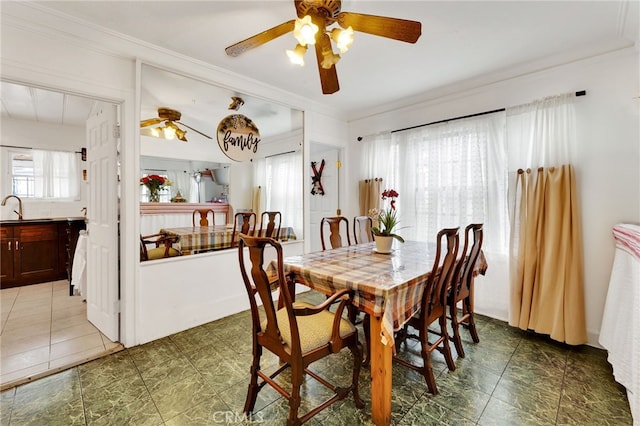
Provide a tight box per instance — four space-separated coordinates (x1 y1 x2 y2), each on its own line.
0 217 86 225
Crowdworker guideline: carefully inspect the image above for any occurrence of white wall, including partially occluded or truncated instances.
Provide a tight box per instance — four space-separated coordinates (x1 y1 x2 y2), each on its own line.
138 240 303 344
347 48 640 346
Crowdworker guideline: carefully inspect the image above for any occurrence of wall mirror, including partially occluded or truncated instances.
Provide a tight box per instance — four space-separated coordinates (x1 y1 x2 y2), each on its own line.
139 64 304 256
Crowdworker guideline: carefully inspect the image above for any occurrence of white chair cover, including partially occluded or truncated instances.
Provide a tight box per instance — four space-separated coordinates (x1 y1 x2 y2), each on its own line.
71 231 88 300
599 223 640 425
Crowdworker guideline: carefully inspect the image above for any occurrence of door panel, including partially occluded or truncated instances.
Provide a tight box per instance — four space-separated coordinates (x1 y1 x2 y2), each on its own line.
309 147 339 253
86 103 119 341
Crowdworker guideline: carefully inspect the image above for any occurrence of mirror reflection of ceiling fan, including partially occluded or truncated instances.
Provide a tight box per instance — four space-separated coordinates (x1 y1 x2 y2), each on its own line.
140 107 212 142
225 0 421 95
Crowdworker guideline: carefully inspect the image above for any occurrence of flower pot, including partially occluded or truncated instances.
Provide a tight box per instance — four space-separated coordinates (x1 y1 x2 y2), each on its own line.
374 235 393 254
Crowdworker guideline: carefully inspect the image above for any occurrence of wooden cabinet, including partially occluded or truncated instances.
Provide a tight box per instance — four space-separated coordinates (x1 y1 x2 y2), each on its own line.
0 219 83 289
0 227 15 284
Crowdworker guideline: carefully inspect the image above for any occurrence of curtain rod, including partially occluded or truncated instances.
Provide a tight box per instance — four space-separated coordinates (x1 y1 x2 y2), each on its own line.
356 90 587 139
1 144 84 154
265 150 296 159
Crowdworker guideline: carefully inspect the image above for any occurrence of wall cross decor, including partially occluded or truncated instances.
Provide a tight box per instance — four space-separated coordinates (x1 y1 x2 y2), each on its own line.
311 159 325 195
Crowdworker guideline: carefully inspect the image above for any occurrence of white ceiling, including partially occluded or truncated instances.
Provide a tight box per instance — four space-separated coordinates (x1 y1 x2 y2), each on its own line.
1 1 638 134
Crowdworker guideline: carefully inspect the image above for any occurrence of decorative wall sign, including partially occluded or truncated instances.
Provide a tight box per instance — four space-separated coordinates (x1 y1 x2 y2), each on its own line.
311 159 325 195
217 114 260 162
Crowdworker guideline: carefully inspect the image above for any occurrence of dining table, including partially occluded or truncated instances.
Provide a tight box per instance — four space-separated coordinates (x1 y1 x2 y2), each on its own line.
160 225 297 254
283 241 436 425
277 240 487 426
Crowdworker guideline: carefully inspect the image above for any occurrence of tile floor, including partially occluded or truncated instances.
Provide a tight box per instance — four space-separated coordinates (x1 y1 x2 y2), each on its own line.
0 289 633 425
0 280 123 390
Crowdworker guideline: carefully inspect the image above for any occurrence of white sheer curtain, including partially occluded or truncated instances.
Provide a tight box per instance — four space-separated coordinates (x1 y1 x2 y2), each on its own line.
360 131 394 181
32 149 80 199
506 92 575 169
165 170 193 201
362 113 508 255
253 151 303 237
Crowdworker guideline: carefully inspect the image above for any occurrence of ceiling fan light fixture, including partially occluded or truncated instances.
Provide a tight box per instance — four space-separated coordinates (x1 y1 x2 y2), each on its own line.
321 48 340 69
287 43 308 66
163 122 178 140
175 128 187 142
293 15 318 46
330 26 354 53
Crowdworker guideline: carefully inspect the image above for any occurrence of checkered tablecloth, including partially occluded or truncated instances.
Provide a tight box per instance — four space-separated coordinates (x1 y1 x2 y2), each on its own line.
279 241 444 348
161 226 297 254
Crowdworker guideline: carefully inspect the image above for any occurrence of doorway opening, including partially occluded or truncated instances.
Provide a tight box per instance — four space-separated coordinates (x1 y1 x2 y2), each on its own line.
0 81 123 390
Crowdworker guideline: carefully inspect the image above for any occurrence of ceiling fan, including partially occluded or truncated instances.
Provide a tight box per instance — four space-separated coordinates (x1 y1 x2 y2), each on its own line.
225 0 421 95
140 107 212 142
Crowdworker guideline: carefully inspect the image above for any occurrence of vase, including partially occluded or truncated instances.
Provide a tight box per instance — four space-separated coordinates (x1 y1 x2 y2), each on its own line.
374 235 393 254
149 189 160 203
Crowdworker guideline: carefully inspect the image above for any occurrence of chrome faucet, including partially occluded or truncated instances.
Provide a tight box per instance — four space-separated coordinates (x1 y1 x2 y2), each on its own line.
1 195 23 220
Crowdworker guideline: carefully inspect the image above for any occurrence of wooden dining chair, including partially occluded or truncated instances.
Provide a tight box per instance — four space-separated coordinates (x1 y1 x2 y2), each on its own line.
192 208 215 227
139 233 181 261
230 211 257 247
238 234 364 425
448 223 484 358
320 215 371 361
320 216 351 250
394 227 459 395
353 215 374 244
258 211 282 239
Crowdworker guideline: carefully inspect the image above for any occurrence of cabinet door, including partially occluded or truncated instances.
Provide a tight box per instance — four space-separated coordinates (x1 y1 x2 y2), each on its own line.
15 224 61 283
0 227 15 284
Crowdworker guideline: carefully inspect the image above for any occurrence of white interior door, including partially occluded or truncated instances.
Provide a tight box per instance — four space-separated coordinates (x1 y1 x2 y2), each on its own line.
309 146 339 252
86 103 119 341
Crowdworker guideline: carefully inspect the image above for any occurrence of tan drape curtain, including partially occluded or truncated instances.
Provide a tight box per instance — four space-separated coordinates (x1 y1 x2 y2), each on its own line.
509 165 587 344
252 186 262 214
359 178 382 215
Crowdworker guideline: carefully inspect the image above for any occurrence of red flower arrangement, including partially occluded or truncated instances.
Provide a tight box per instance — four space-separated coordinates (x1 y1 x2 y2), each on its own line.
370 189 405 243
140 174 171 202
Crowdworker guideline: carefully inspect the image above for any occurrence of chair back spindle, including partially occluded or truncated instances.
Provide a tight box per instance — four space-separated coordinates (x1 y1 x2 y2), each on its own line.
192 209 215 227
353 215 374 244
320 216 351 250
231 212 257 247
259 211 282 239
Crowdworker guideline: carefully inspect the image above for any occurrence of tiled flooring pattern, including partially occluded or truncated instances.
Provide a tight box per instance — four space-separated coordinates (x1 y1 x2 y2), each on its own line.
0 281 122 389
0 290 633 425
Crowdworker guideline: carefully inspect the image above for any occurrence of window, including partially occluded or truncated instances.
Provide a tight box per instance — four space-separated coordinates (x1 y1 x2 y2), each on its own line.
362 113 508 255
253 151 303 238
7 149 80 200
11 152 35 197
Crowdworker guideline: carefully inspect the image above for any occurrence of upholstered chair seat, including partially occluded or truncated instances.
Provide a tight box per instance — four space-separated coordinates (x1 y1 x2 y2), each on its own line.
263 302 357 353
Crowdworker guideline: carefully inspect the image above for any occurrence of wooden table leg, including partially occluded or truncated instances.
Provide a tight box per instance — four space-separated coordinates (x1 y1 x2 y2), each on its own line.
369 314 392 426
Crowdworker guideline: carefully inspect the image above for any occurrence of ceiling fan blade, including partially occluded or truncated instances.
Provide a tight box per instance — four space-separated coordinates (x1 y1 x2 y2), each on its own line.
140 118 163 127
177 121 213 139
337 12 421 43
225 19 296 57
314 35 340 95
